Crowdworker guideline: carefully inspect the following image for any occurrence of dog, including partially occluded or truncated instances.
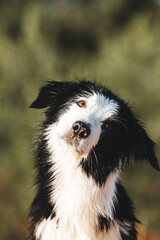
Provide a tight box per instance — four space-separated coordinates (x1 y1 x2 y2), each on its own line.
28 80 159 240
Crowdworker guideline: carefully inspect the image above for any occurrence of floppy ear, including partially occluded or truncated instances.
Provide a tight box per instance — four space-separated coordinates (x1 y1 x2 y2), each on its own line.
129 119 159 171
30 81 69 109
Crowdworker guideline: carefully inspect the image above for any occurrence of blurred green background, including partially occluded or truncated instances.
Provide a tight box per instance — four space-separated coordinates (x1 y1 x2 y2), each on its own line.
0 1 160 239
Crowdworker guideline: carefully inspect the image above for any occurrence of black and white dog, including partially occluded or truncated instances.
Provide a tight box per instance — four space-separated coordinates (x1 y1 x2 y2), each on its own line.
28 80 159 240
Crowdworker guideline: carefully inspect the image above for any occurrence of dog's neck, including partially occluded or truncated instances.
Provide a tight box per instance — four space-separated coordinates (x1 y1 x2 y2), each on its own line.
43 125 119 238
48 141 119 234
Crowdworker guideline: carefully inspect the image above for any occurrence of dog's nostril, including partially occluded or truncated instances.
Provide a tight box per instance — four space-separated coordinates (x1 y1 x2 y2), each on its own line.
73 123 81 132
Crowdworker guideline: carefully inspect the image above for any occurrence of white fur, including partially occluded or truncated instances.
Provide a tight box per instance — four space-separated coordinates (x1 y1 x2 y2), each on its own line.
35 93 122 240
47 93 119 155
35 218 121 240
119 221 132 237
35 217 57 240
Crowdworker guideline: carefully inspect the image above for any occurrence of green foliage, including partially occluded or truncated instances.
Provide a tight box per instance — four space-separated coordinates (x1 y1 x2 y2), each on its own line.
0 1 160 239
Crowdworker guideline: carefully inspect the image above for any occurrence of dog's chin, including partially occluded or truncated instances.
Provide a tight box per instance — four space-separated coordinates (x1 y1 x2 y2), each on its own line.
63 132 87 156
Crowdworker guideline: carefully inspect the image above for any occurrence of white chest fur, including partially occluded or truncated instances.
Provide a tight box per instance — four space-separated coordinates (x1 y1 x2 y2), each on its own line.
35 145 121 240
35 217 121 240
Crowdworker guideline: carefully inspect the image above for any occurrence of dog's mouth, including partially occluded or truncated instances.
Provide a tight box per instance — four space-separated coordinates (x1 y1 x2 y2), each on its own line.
64 131 87 154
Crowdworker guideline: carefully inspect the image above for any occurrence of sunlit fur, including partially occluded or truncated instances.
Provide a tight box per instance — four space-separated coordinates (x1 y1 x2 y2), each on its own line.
28 80 159 240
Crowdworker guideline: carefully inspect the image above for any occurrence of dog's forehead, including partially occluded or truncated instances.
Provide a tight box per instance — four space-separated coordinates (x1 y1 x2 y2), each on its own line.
79 92 117 105
69 91 119 121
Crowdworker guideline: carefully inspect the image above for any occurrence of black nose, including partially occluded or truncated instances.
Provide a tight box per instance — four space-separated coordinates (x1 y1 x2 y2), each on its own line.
72 121 90 139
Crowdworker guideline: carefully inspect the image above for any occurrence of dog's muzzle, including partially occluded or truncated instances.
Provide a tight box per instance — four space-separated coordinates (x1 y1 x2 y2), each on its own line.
72 121 90 139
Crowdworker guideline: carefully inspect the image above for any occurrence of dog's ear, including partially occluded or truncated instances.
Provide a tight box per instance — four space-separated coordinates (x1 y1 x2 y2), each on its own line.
129 119 159 171
30 81 69 109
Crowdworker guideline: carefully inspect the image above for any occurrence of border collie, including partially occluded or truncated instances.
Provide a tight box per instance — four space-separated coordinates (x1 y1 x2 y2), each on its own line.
28 80 159 240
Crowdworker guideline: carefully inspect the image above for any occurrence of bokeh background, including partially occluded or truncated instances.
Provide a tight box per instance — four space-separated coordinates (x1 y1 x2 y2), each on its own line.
0 1 160 239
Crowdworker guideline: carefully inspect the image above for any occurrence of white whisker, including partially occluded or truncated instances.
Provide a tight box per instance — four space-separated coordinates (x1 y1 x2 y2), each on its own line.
91 149 99 165
113 118 128 130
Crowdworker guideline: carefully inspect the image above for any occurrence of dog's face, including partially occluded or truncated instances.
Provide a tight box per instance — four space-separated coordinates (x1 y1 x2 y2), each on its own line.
30 80 159 185
49 92 119 156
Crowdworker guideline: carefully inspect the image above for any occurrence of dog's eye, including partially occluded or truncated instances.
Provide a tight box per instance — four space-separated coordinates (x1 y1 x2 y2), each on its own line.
105 122 114 130
101 120 114 131
77 100 86 108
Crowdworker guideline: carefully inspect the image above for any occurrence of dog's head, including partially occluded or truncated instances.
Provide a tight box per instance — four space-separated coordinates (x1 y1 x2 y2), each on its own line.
30 80 159 184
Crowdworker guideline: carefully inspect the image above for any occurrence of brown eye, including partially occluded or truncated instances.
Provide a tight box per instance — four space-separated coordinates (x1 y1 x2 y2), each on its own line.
101 120 114 132
77 100 86 108
106 122 114 130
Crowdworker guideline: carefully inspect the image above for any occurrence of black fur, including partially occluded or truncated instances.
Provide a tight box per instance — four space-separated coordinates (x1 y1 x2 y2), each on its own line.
28 80 159 240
